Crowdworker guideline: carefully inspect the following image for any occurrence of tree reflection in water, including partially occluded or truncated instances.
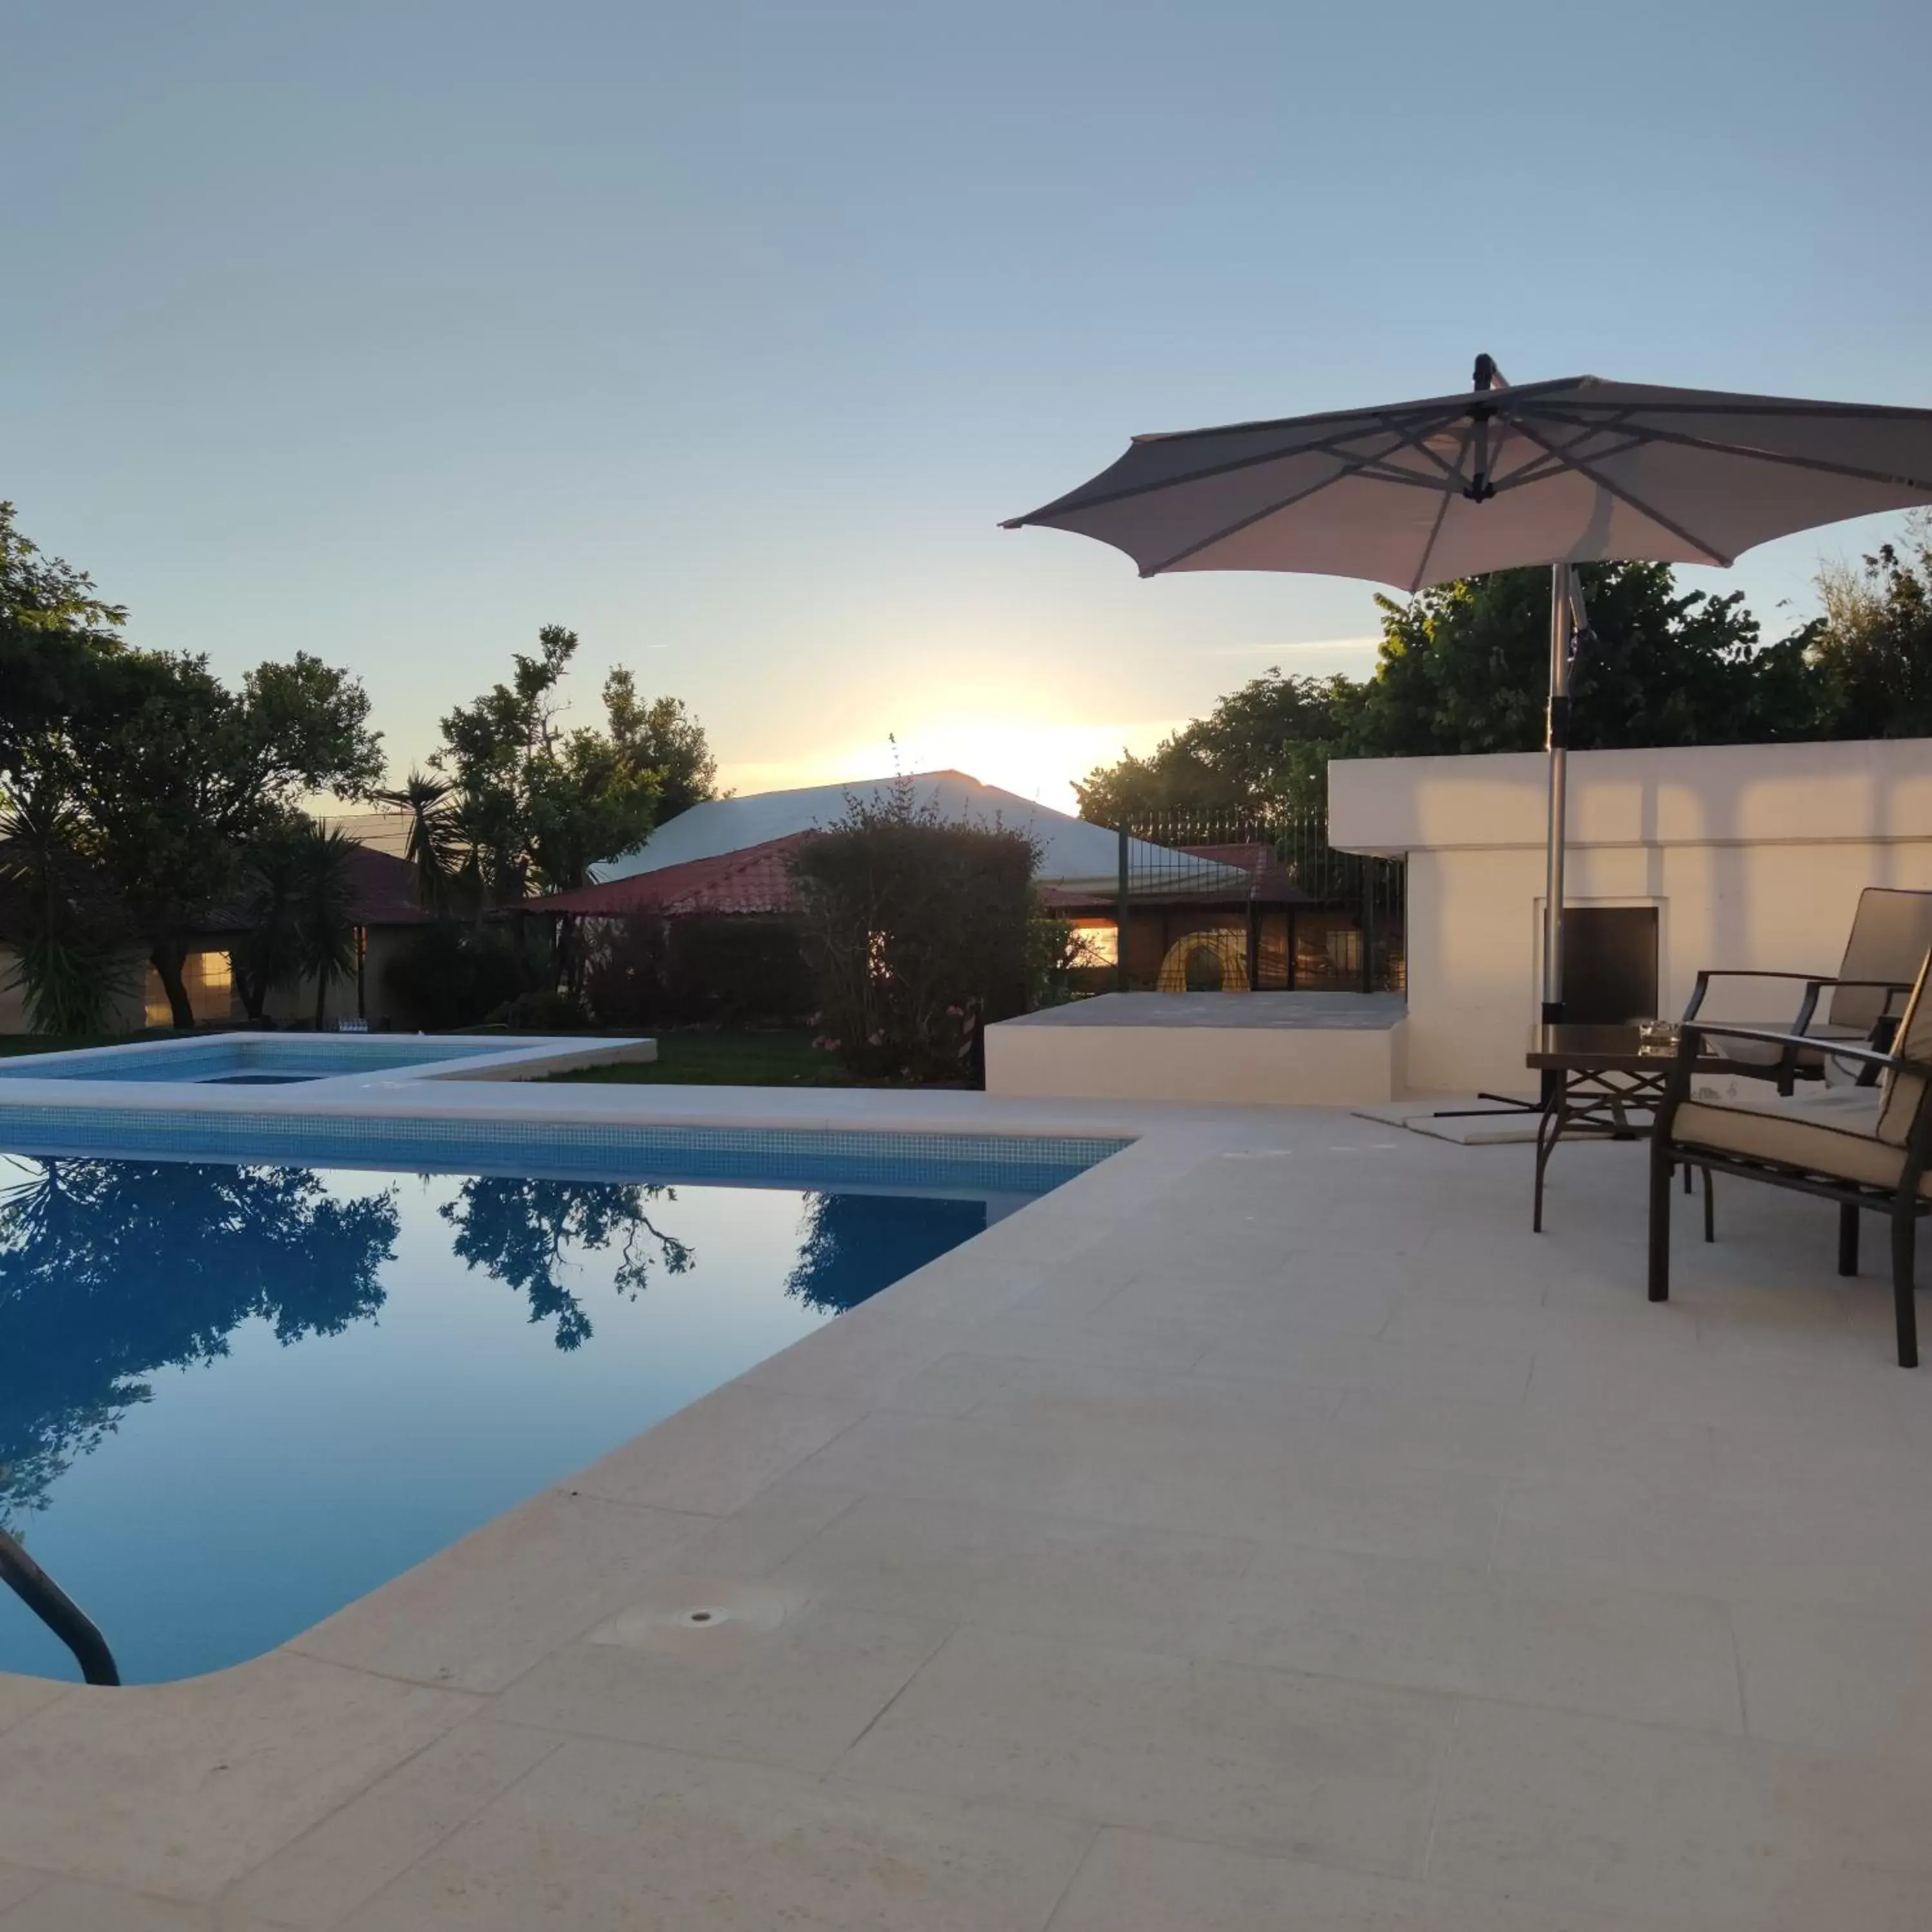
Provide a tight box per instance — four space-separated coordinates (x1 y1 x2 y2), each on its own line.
784 1192 988 1314
0 1157 401 1528
439 1178 694 1350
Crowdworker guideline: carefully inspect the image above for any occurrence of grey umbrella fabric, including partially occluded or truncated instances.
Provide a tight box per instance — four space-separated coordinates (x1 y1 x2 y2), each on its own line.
1003 376 1932 592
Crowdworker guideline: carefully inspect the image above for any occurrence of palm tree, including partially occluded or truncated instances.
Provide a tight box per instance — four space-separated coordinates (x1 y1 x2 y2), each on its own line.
375 770 460 913
231 833 306 1021
290 823 360 1029
0 777 138 1036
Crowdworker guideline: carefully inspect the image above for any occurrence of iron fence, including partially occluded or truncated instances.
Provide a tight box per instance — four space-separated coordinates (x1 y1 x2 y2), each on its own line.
1089 808 1404 996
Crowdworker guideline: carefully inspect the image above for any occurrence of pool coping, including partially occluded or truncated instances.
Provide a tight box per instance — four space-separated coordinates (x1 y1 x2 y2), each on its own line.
0 1030 659 1090
0 1077 1309 1915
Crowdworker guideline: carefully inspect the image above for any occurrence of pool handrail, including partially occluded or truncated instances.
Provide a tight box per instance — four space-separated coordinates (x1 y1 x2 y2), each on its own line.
0 1524 120 1686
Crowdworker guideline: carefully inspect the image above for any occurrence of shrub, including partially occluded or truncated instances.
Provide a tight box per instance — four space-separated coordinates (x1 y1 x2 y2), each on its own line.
789 779 1036 1084
581 915 813 1029
381 920 527 1030
486 986 590 1031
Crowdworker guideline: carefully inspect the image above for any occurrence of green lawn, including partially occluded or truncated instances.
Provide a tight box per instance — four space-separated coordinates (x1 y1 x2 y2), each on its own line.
549 1028 866 1088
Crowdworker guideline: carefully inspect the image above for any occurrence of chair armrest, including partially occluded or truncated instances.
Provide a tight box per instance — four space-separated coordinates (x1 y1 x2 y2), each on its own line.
1688 969 1835 983
1680 1022 1911 1075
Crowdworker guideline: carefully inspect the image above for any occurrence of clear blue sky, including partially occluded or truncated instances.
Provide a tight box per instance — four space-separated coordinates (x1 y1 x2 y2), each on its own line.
6 1 1927 807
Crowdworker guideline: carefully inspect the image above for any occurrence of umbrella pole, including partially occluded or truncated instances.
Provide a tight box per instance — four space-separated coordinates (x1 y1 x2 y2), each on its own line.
1542 562 1575 1026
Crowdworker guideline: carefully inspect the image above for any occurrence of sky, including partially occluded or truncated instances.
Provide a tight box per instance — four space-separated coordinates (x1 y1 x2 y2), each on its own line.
5 0 1928 811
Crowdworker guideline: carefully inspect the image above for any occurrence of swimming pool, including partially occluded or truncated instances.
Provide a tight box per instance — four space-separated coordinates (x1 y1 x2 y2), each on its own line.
0 1032 650 1086
0 1132 1118 1683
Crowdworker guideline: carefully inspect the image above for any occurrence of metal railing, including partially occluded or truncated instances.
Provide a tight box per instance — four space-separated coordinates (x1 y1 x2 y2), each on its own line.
0 1525 120 1685
1104 808 1405 995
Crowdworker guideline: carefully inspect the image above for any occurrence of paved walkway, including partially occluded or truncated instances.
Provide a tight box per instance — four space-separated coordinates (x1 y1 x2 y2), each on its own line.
3 1097 1931 1928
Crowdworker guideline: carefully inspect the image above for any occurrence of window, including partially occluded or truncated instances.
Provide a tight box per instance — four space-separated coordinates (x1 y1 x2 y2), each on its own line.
144 950 240 1028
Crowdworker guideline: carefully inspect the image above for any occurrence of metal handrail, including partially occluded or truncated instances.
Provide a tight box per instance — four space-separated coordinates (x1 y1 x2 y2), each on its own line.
0 1525 119 1686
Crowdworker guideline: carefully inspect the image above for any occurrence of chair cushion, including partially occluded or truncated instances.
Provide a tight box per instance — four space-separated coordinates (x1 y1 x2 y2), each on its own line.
1831 889 1932 1031
1674 1088 1923 1195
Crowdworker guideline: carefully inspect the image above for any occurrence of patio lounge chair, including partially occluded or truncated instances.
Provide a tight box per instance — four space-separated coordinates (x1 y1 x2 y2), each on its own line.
1650 949 1932 1367
1681 887 1932 1094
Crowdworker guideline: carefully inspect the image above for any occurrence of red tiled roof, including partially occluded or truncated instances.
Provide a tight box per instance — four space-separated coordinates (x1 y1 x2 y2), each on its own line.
524 833 815 918
1041 842 1316 913
1179 843 1314 905
197 842 431 932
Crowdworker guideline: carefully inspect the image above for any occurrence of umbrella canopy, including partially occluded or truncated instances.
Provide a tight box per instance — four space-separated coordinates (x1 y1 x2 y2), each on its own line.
1005 361 1932 1032
1003 371 1932 592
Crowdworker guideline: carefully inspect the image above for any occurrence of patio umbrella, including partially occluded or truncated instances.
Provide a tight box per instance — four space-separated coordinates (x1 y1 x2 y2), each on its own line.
1003 359 1932 1020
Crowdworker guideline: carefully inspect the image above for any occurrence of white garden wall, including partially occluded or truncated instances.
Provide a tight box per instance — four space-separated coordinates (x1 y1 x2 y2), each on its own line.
1330 738 1932 1097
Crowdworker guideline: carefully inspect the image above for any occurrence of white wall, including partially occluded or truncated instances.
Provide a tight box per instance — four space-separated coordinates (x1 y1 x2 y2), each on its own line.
1330 739 1932 1097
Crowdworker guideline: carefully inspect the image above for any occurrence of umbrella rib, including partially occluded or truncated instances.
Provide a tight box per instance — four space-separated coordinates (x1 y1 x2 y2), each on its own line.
1508 417 1732 564
1531 410 1932 495
1487 427 1653 494
1005 403 1472 526
1133 415 1485 573
1405 420 1475 591
1135 464 1375 576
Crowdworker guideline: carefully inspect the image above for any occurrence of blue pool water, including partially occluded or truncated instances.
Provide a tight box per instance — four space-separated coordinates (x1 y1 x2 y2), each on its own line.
0 1136 1109 1683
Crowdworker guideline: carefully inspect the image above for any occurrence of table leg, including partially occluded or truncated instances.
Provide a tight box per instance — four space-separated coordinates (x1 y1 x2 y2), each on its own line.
1533 1081 1566 1234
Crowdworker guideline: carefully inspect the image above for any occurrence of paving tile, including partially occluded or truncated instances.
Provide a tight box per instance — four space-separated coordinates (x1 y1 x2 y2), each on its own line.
0 1878 233 1929
873 1347 1028 1416
771 1492 1258 1653
284 1488 710 1692
339 1736 1092 1931
1494 1460 1932 1615
733 1300 983 1404
566 1382 867 1516
220 1716 565 1930
1427 1696 1932 1931
956 1304 1211 1374
493 1591 948 1772
1204 1544 1741 1733
0 1860 52 1914
838 1625 1453 1871
1190 1318 1531 1405
0 1673 70 1737
1048 1826 1681 1932
791 1393 1508 1564
0 1654 475 1901
1104 1264 1398 1336
1729 1596 1932 1764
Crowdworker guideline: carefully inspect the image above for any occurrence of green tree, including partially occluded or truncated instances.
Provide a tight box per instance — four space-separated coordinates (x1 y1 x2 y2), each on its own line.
603 670 721 824
230 832 306 1023
290 822 360 1028
430 627 663 900
1350 562 1775 757
374 769 460 913
1074 562 1835 822
1074 670 1360 822
0 504 126 779
0 774 138 1035
1810 519 1932 738
59 650 382 1027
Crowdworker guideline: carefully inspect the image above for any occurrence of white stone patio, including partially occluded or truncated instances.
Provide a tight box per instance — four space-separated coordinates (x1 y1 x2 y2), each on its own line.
4 1089 1932 1928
